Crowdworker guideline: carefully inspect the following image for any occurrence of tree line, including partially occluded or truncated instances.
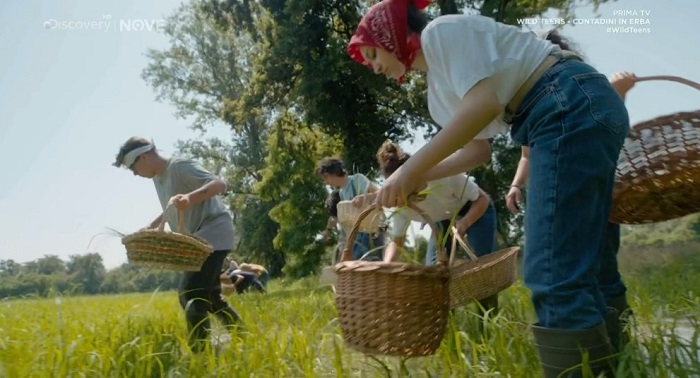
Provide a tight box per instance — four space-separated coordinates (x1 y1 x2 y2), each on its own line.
0 254 180 299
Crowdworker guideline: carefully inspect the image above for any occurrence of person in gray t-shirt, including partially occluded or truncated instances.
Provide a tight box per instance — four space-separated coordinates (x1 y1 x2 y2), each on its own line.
113 136 242 352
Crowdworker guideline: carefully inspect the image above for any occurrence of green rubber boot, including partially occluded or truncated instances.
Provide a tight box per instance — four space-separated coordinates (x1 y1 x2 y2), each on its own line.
531 322 616 378
606 295 633 351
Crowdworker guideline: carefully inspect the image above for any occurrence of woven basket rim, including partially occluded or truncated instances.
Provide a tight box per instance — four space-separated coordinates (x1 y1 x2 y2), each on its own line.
450 246 520 273
122 229 213 252
334 260 450 277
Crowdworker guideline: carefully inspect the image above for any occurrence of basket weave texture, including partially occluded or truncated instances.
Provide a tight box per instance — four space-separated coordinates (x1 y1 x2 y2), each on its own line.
334 202 450 357
122 203 212 271
337 200 384 234
610 75 700 224
447 227 520 309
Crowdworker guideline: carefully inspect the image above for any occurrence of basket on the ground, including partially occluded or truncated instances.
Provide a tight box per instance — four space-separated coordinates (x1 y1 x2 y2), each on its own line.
220 274 235 295
333 202 450 357
610 75 700 224
337 200 384 234
446 227 520 309
121 204 212 271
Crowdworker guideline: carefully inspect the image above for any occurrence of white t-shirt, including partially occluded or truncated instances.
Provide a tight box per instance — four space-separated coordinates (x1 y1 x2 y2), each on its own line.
388 175 481 239
421 14 557 139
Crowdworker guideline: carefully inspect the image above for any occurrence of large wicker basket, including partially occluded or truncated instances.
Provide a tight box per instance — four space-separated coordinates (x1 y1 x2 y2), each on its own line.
337 200 385 234
121 204 212 271
446 227 520 309
334 202 450 357
610 75 700 224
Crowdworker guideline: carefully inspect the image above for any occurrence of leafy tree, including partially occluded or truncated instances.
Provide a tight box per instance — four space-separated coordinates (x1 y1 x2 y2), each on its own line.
0 260 19 277
66 253 106 295
36 255 66 275
256 113 344 277
142 2 282 274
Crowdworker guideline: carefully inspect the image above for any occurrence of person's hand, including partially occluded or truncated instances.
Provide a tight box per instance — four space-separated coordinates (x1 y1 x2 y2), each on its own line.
505 186 523 215
170 194 192 211
610 71 637 98
376 165 425 208
352 195 365 207
454 217 470 236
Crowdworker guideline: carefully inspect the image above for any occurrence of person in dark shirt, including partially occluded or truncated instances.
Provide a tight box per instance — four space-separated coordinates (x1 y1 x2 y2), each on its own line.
229 269 266 294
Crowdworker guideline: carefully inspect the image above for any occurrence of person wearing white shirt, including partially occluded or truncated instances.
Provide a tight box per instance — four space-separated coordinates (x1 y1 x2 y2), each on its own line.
346 1 630 375
373 140 500 314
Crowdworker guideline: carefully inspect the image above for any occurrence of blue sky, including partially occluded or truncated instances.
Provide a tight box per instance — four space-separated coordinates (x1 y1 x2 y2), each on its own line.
0 0 697 269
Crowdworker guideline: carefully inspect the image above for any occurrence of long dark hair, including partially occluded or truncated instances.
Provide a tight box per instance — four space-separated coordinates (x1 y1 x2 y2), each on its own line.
407 2 431 35
538 29 584 58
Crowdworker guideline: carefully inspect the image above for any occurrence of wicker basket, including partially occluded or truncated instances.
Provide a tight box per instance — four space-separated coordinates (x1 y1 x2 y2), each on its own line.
121 204 213 271
219 274 235 295
337 200 384 234
447 227 520 309
334 202 451 357
610 75 700 224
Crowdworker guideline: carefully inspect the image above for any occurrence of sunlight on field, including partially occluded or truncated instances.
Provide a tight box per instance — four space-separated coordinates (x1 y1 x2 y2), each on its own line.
1 255 699 377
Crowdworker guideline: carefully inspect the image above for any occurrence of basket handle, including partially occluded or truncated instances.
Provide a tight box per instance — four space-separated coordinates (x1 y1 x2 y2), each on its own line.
634 75 700 92
449 226 479 267
156 201 186 234
339 196 449 267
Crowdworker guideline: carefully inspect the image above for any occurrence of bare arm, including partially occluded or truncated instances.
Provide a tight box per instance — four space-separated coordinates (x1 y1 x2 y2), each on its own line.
402 78 502 183
188 179 227 205
423 140 492 181
383 236 405 263
511 147 530 189
609 71 636 102
456 190 491 232
352 181 381 206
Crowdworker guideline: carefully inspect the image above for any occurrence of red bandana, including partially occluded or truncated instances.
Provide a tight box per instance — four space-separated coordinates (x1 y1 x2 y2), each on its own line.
347 0 430 82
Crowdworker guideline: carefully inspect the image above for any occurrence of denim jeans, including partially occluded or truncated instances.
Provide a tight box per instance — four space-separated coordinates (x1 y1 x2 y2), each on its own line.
598 222 627 300
352 231 385 261
425 201 498 266
509 58 629 330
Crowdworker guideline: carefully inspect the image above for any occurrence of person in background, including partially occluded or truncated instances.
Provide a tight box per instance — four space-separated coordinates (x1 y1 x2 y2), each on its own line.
113 137 242 353
238 263 270 288
316 158 384 261
375 140 500 314
228 268 266 294
322 189 346 263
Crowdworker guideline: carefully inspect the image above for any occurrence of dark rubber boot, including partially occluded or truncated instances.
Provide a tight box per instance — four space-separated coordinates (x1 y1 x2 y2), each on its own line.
606 295 633 351
531 322 616 378
184 298 212 353
210 291 243 331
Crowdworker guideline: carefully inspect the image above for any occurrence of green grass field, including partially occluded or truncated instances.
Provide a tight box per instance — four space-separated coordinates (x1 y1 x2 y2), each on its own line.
1 247 699 378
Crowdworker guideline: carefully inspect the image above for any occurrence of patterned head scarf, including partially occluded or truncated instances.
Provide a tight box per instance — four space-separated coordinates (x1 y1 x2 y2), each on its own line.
347 0 430 82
